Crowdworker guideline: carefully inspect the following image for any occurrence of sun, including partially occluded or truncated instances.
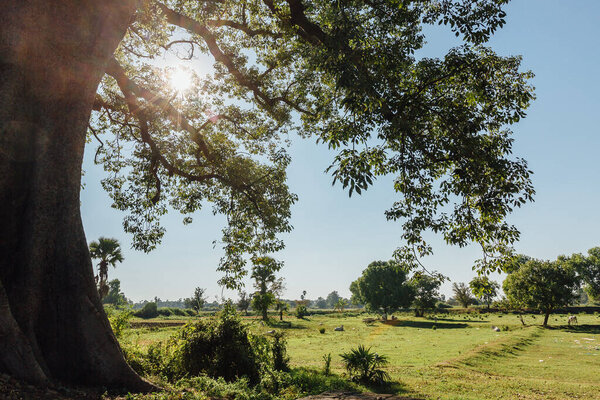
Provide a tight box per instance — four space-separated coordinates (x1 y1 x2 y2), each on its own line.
169 66 193 93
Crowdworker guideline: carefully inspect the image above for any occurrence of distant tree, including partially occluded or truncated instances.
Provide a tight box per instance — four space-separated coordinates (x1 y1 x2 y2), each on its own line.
296 290 309 308
314 297 328 309
559 247 600 302
410 273 442 317
251 256 283 320
469 276 500 309
350 261 414 320
326 291 341 309
184 287 207 312
89 237 124 299
275 300 289 321
103 279 128 307
503 259 580 327
452 282 475 308
237 291 251 315
349 281 362 307
334 298 348 312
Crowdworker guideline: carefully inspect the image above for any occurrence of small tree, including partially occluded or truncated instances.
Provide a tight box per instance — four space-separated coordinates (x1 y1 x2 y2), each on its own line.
275 300 289 321
334 298 348 313
452 282 475 308
561 247 600 302
410 273 442 317
326 291 341 309
184 287 207 313
315 297 328 309
251 256 283 321
469 276 500 310
237 291 251 315
89 237 124 299
503 259 580 327
350 261 414 320
103 279 129 307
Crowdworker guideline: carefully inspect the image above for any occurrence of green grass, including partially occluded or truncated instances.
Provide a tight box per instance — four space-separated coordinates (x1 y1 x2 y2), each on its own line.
119 311 600 399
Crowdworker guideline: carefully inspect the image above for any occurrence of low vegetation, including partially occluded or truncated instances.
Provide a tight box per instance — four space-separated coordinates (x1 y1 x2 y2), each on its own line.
114 308 600 400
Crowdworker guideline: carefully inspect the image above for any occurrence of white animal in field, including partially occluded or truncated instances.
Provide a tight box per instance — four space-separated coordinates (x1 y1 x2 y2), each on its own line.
492 326 500 332
568 315 578 326
334 325 344 331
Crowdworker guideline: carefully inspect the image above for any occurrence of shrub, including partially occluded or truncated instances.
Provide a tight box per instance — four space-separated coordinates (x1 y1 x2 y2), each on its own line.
322 353 332 376
340 345 390 385
319 328 326 334
295 305 308 319
271 331 289 371
157 307 173 317
177 302 264 383
185 309 197 316
171 307 187 316
134 302 158 319
106 308 132 338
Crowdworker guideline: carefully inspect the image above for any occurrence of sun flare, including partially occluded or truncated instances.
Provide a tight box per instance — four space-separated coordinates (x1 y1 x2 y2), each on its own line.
169 66 193 93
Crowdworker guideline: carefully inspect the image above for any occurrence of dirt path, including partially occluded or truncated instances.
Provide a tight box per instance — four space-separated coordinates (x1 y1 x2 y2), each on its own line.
297 391 422 400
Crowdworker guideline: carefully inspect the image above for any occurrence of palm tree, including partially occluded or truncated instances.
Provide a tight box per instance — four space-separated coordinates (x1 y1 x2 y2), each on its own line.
89 237 124 299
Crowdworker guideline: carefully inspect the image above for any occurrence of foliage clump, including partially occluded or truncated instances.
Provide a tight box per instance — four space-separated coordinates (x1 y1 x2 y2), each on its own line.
340 345 390 385
503 258 579 326
134 302 159 319
177 302 266 383
350 261 414 319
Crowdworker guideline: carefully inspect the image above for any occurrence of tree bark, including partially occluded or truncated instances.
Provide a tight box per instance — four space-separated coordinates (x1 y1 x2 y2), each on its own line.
0 1 153 391
543 310 550 327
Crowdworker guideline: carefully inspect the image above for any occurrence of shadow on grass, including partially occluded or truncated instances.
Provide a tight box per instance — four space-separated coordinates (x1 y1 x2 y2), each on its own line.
290 368 411 397
267 320 308 329
550 324 600 334
386 320 468 329
425 316 490 323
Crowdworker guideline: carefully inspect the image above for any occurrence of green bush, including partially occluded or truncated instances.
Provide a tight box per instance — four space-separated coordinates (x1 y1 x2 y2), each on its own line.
157 307 173 317
340 345 390 385
177 302 265 383
295 305 308 319
134 302 158 319
271 331 289 371
171 308 187 316
185 309 197 316
106 307 132 338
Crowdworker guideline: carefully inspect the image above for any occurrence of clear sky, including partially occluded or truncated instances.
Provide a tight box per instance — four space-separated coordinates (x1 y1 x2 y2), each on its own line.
81 0 600 303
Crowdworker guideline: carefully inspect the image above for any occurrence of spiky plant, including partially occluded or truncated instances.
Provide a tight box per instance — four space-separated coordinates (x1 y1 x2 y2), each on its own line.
340 345 390 385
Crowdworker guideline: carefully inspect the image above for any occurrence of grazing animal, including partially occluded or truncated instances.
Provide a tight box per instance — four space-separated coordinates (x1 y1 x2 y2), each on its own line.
492 326 500 332
391 315 397 320
334 325 344 331
568 315 578 326
266 330 276 334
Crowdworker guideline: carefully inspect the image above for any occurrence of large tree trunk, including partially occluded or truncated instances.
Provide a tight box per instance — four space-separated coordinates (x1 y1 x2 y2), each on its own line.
0 1 153 391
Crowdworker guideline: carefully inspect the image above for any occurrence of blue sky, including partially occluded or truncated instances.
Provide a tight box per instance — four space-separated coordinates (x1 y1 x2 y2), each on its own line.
81 1 600 302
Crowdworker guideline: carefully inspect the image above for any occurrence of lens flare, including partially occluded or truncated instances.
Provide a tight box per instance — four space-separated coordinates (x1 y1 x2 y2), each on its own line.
170 66 193 93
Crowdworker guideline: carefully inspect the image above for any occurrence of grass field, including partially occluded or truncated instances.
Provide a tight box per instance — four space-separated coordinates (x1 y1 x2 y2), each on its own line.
120 311 600 400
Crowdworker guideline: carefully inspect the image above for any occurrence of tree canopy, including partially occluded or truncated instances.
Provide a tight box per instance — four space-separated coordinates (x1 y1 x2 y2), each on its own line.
350 260 414 319
503 258 579 326
410 272 443 317
469 275 499 309
0 0 534 389
451 282 474 308
89 237 124 299
91 0 534 285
